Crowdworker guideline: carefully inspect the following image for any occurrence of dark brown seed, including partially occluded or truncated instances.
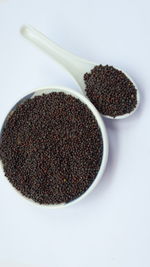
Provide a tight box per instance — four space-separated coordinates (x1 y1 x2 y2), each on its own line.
0 92 103 205
84 65 137 117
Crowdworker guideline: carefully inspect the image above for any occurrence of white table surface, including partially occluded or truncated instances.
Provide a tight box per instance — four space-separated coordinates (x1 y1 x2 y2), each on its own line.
0 0 149 266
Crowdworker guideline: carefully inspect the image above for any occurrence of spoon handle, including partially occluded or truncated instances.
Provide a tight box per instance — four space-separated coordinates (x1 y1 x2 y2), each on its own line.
21 25 91 90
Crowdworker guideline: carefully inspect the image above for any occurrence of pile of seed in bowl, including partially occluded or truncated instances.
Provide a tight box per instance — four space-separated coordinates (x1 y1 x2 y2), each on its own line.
0 92 103 205
84 65 137 117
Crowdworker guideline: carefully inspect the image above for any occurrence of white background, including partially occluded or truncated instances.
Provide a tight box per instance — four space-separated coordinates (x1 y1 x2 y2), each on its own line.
0 0 149 267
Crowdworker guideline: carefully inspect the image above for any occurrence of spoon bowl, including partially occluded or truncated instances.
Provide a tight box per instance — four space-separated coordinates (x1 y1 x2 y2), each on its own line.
21 25 140 119
0 86 108 208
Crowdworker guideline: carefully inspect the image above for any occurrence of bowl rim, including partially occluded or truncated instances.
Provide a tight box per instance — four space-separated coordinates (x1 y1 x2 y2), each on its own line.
0 85 109 208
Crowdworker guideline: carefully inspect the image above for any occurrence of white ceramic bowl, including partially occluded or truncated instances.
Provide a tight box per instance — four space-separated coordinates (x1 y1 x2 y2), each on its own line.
0 86 109 207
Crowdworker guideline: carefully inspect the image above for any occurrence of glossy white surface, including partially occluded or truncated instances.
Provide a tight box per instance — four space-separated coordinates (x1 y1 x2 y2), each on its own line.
21 25 140 119
0 0 149 267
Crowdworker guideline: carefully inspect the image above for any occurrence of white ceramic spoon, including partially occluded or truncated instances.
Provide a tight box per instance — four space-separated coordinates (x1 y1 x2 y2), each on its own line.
21 25 140 119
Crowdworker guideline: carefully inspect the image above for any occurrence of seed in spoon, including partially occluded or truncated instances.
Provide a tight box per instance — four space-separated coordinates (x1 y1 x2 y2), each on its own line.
84 65 137 118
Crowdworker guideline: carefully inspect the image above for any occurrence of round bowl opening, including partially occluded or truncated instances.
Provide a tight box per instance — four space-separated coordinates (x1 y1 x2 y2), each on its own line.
0 86 109 208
